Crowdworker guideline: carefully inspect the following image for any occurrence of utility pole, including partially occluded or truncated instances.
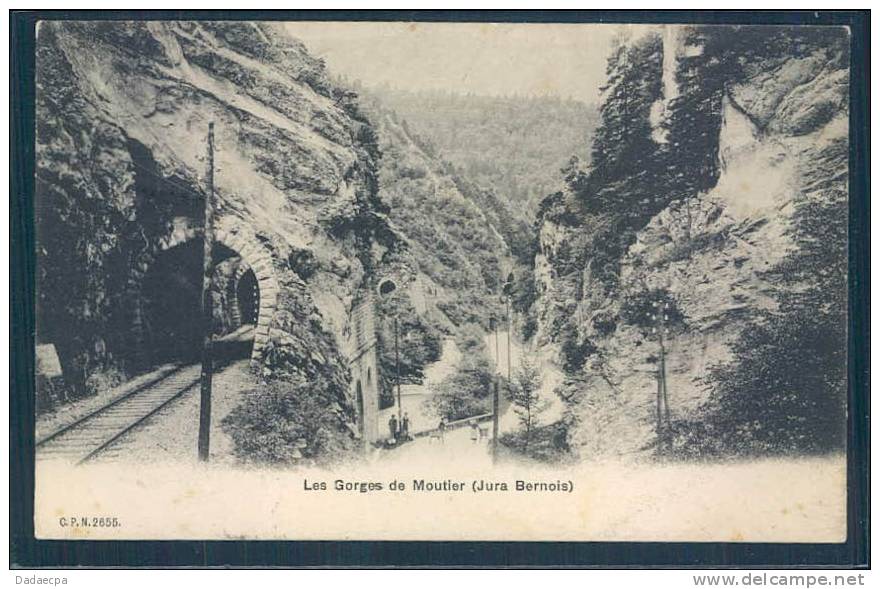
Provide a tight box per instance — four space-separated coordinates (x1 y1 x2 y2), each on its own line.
197 122 215 462
491 378 500 464
488 316 501 465
506 297 511 385
501 273 514 385
498 276 514 462
652 300 671 453
489 316 499 372
394 316 402 425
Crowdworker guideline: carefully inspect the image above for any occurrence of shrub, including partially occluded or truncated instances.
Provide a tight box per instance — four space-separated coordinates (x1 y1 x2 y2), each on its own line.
428 390 492 423
689 308 846 457
499 421 570 463
454 323 488 356
221 376 357 465
36 376 68 415
427 351 495 421
559 322 597 374
375 289 443 407
84 365 126 397
591 310 618 337
520 313 538 341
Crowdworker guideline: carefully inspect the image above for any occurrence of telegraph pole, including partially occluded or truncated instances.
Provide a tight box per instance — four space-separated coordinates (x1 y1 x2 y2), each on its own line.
489 316 499 371
652 300 671 453
491 378 500 463
501 273 514 385
394 316 402 425
197 122 215 462
489 316 501 464
506 297 512 384
494 276 514 463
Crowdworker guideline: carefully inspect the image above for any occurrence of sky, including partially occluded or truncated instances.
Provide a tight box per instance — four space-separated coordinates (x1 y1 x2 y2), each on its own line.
284 22 655 104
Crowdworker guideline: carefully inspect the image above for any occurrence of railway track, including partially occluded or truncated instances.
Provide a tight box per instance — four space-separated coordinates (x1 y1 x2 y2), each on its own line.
36 363 203 464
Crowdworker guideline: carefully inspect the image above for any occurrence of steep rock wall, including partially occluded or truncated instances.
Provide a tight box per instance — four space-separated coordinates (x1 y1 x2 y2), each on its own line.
35 21 391 430
533 27 849 457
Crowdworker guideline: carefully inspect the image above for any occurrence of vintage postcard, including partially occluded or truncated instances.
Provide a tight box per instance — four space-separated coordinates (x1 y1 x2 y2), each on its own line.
31 19 851 542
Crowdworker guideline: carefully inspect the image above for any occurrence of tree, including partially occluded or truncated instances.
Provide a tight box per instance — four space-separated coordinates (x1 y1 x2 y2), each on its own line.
586 32 663 218
507 355 550 450
428 350 495 422
375 289 443 408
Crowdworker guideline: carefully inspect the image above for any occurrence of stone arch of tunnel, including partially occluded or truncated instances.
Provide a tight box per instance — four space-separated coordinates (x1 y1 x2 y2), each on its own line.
345 293 381 445
127 217 279 367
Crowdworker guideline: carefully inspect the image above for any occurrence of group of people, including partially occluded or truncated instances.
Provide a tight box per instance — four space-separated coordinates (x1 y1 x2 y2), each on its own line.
388 413 489 445
429 417 487 444
387 412 412 445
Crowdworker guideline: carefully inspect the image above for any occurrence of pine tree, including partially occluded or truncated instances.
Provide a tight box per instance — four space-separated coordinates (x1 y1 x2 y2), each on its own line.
508 355 550 449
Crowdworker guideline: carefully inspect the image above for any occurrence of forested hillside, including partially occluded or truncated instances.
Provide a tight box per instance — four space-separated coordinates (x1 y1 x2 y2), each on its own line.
368 98 511 314
363 87 599 217
359 97 519 405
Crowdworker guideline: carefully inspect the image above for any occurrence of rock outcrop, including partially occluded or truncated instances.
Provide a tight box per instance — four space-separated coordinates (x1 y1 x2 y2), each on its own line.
35 21 391 432
531 25 849 457
363 98 513 330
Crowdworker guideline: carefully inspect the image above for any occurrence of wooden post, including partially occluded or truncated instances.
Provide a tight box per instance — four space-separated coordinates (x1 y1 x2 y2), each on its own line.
506 298 511 384
197 122 215 462
656 366 664 440
494 319 499 368
653 301 672 454
394 316 402 425
659 325 671 451
492 378 500 463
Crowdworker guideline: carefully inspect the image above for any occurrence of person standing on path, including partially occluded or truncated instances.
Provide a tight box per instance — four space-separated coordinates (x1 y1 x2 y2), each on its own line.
388 414 399 443
401 412 411 442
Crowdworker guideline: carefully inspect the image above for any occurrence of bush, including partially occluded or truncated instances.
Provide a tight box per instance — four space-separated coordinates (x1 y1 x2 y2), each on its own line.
559 322 597 374
591 310 618 337
520 313 538 341
428 390 492 423
427 351 495 421
36 376 68 415
454 323 488 356
499 421 570 463
685 308 846 458
84 365 126 397
221 376 357 465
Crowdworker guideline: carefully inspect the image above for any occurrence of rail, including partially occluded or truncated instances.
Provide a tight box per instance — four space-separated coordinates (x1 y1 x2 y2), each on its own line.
36 364 202 464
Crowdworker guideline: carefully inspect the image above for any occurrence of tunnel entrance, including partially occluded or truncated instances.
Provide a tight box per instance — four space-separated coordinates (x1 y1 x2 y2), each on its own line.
141 240 202 364
140 239 257 366
236 268 260 326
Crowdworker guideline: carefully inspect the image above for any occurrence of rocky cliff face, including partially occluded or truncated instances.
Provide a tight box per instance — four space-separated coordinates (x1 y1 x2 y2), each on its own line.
363 98 513 329
532 25 849 457
36 21 391 429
